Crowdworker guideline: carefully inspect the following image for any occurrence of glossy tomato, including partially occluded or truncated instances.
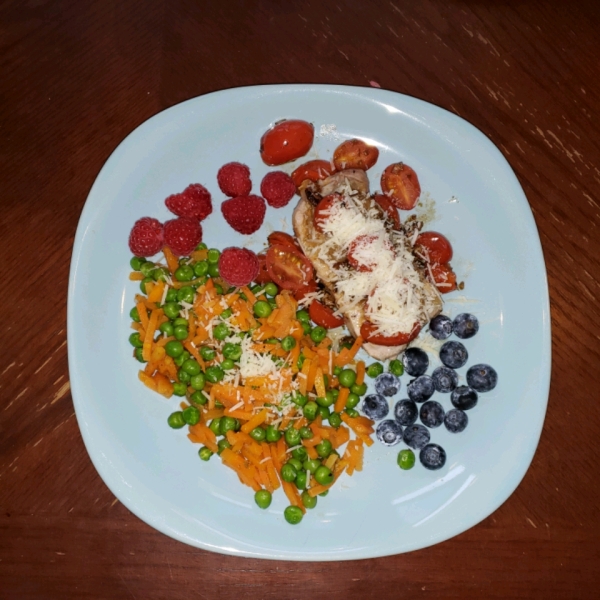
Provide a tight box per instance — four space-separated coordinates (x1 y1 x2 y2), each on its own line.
360 321 421 346
381 163 421 210
313 193 341 233
309 300 345 329
265 244 314 291
333 138 379 171
347 234 379 272
373 193 401 230
293 279 319 302
260 120 314 166
430 263 457 293
291 160 335 188
415 231 453 264
267 231 301 250
254 252 271 285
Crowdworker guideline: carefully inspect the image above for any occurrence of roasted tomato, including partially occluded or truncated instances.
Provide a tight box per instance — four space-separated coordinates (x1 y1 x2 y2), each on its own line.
373 193 401 230
360 321 422 346
254 252 271 285
265 244 314 291
430 263 457 293
267 231 301 250
415 231 453 264
333 138 379 171
291 159 335 188
309 300 345 329
293 279 319 302
347 234 384 272
260 119 314 166
313 193 341 233
381 163 421 210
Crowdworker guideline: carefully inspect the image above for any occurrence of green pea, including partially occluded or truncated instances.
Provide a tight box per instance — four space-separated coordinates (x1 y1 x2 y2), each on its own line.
140 261 155 277
220 308 233 319
200 346 216 361
253 301 272 318
173 317 188 327
209 418 222 435
178 369 191 383
303 459 321 474
397 448 416 470
314 465 333 486
194 260 209 277
172 382 187 396
284 505 303 525
303 401 319 421
345 407 359 418
389 359 404 377
328 412 342 428
340 339 354 350
167 411 185 429
249 427 267 442
190 390 207 404
181 359 200 376
310 326 327 344
207 248 220 264
222 343 242 361
182 406 200 425
165 340 184 358
291 447 308 462
130 256 146 271
292 393 308 407
316 439 332 458
208 263 220 278
163 302 181 319
198 447 213 461
205 366 224 383
175 265 194 282
152 267 169 282
266 424 281 443
338 368 357 388
159 321 174 336
331 388 339 399
250 284 263 295
174 325 188 340
264 337 279 345
217 438 231 454
165 288 178 303
296 309 310 323
281 463 297 482
220 358 233 370
302 491 317 509
318 406 330 420
264 282 278 296
268 299 277 309
301 322 312 335
333 365 342 376
214 283 223 294
287 458 303 472
281 336 296 352
255 490 272 509
297 354 306 370
130 307 141 322
346 393 360 409
319 490 329 497
316 394 333 408
196 242 208 251
140 277 153 294
284 427 301 447
350 382 368 396
295 470 307 490
299 426 313 440
129 332 143 348
219 416 239 435
213 323 230 340
173 351 189 367
134 348 146 362
366 362 384 378
177 286 195 304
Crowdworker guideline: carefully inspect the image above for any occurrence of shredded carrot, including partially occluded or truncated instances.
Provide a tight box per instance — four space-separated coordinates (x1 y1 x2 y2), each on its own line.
333 387 350 412
355 360 366 386
129 271 145 281
142 308 160 362
163 246 179 274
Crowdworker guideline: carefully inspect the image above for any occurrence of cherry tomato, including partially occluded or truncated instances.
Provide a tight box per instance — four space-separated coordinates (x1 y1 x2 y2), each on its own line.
267 231 301 250
360 321 421 346
293 279 319 302
309 300 345 329
347 234 379 272
373 193 401 230
333 138 379 171
415 231 453 264
254 252 271 285
260 119 314 166
313 193 341 233
291 160 335 188
430 263 457 293
381 163 421 210
265 244 314 291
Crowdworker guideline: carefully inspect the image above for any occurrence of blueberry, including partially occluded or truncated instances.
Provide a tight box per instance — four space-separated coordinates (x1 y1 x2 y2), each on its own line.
451 385 478 410
403 424 431 449
419 443 447 470
429 314 453 340
431 366 458 393
402 348 429 377
394 399 418 427
453 313 479 339
444 409 468 433
374 373 401 397
439 341 468 369
406 375 435 403
419 401 445 428
376 420 403 446
466 364 498 392
361 393 389 420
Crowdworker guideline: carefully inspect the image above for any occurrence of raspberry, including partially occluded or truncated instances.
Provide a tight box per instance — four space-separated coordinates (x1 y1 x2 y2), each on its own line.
163 217 202 256
218 247 260 287
128 217 164 257
165 183 212 221
221 195 266 235
217 162 252 197
260 171 296 208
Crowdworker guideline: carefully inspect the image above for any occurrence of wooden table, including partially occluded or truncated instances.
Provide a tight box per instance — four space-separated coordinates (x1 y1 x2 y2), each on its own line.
2 1 599 597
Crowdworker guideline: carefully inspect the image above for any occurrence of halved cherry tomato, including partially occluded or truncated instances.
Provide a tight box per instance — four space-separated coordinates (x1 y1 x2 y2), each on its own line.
381 163 421 210
293 279 318 302
347 234 379 272
313 193 341 233
267 231 301 251
260 119 314 166
254 252 271 285
333 138 379 171
430 263 457 293
309 300 345 329
373 193 401 230
415 231 453 264
360 321 421 346
291 159 335 188
265 244 314 291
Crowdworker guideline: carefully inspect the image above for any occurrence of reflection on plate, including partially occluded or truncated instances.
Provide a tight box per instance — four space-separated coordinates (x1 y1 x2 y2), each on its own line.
68 84 550 560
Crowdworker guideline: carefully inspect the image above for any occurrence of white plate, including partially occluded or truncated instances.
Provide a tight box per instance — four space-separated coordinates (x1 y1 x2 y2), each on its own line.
68 84 550 560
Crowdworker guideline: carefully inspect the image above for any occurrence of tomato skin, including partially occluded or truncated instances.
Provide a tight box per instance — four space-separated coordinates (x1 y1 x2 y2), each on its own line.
265 244 314 291
260 120 314 166
360 321 421 346
267 231 301 250
415 231 453 264
309 300 345 329
381 163 421 210
347 234 381 272
293 279 318 302
291 160 335 188
333 138 379 171
373 193 401 230
313 193 341 233
254 252 271 285
430 263 457 293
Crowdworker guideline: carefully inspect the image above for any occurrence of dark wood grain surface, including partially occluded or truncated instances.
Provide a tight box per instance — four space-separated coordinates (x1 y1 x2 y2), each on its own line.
1 0 599 598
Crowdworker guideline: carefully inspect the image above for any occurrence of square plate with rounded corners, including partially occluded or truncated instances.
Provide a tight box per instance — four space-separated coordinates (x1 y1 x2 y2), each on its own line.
68 84 550 560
